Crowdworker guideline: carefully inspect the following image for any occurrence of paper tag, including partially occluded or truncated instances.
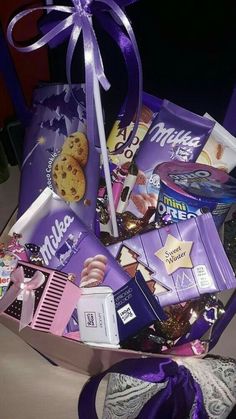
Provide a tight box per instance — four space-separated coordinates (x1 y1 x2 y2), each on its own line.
84 312 97 328
193 265 212 289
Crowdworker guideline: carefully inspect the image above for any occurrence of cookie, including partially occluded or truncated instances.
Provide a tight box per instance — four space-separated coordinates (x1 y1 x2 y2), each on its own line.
52 154 86 202
62 132 88 167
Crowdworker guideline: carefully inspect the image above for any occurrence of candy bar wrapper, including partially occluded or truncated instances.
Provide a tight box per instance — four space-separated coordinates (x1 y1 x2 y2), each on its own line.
18 84 100 230
114 272 167 343
3 260 81 333
0 250 18 299
107 92 162 166
9 188 130 291
108 213 236 306
197 113 236 173
126 100 215 218
7 234 29 262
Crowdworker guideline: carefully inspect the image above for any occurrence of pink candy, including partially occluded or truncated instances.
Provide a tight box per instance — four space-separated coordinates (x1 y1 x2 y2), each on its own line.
80 254 108 287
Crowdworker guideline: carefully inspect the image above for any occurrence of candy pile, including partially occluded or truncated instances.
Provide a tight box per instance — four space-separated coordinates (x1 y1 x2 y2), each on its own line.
1 93 236 358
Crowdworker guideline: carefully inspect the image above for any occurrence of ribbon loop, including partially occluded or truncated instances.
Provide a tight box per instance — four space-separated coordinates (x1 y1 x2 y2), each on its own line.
7 0 142 148
7 0 142 236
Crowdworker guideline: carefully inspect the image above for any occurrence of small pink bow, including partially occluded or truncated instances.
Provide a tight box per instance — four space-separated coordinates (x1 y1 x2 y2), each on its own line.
0 266 45 331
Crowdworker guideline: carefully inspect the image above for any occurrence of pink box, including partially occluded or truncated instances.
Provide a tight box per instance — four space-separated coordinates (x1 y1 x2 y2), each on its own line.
4 261 81 335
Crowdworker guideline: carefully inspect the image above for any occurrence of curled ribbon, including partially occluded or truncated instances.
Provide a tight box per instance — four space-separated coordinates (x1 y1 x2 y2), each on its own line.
0 266 45 331
7 0 142 152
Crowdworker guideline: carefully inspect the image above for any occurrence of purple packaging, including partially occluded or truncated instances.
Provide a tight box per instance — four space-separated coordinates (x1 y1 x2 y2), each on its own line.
114 271 167 343
18 84 100 230
108 213 236 306
9 188 129 292
126 100 215 218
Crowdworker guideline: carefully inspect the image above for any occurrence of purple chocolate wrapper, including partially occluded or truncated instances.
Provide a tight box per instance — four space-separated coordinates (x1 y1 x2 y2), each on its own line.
18 84 100 230
108 213 236 306
136 99 215 169
10 188 129 291
126 100 215 218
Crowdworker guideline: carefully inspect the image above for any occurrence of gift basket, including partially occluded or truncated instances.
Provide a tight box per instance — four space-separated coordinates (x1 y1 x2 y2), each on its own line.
1 1 236 418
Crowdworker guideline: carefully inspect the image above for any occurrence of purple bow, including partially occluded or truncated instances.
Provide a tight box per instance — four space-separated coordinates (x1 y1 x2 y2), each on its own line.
7 0 142 151
78 357 208 418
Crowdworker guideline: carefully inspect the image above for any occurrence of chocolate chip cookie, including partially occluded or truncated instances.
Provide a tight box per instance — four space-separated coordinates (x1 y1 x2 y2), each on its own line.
52 154 86 202
62 132 88 167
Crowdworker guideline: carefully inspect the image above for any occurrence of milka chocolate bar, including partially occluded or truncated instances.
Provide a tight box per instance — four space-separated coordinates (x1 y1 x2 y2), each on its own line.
108 213 236 306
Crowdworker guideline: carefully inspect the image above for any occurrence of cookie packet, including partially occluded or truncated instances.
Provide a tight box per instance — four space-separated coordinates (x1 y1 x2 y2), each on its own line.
9 188 130 292
125 100 215 218
18 84 100 230
108 213 236 306
107 92 163 166
197 113 236 172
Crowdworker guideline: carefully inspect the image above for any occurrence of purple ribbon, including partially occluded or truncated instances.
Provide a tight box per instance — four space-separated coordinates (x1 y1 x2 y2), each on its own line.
7 0 142 151
78 357 207 418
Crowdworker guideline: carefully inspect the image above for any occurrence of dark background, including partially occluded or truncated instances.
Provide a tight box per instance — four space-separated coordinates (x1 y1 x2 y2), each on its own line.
1 0 236 165
49 0 236 133
128 0 236 122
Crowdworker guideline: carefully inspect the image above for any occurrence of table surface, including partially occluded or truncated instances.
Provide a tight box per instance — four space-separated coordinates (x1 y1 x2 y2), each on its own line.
0 165 19 233
0 323 107 419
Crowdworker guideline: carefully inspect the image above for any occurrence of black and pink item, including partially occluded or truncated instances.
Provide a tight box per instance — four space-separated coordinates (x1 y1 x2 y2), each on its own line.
0 260 81 333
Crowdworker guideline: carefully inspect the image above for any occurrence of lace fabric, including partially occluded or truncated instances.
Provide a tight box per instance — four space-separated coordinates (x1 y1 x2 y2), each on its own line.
177 357 236 419
103 373 168 419
102 357 236 419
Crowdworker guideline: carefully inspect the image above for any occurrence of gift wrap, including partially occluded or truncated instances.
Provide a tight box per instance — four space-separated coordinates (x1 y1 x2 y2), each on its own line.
2 260 81 333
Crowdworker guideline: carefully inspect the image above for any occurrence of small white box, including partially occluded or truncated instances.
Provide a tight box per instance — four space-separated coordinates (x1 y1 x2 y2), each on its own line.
77 287 119 346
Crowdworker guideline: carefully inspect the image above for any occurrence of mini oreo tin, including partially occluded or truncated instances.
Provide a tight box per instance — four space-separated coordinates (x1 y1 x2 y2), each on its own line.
155 161 236 228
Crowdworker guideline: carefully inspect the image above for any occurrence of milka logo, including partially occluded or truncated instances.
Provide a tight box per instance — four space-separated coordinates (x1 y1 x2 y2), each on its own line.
148 122 201 148
40 216 74 265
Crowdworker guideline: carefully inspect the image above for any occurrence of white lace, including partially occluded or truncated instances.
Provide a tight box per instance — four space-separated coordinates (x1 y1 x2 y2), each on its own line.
102 373 168 419
177 357 236 419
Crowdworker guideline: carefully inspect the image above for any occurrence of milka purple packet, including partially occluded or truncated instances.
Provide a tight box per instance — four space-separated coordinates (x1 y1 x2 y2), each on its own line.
108 213 236 306
126 100 215 218
10 188 129 291
18 84 100 230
